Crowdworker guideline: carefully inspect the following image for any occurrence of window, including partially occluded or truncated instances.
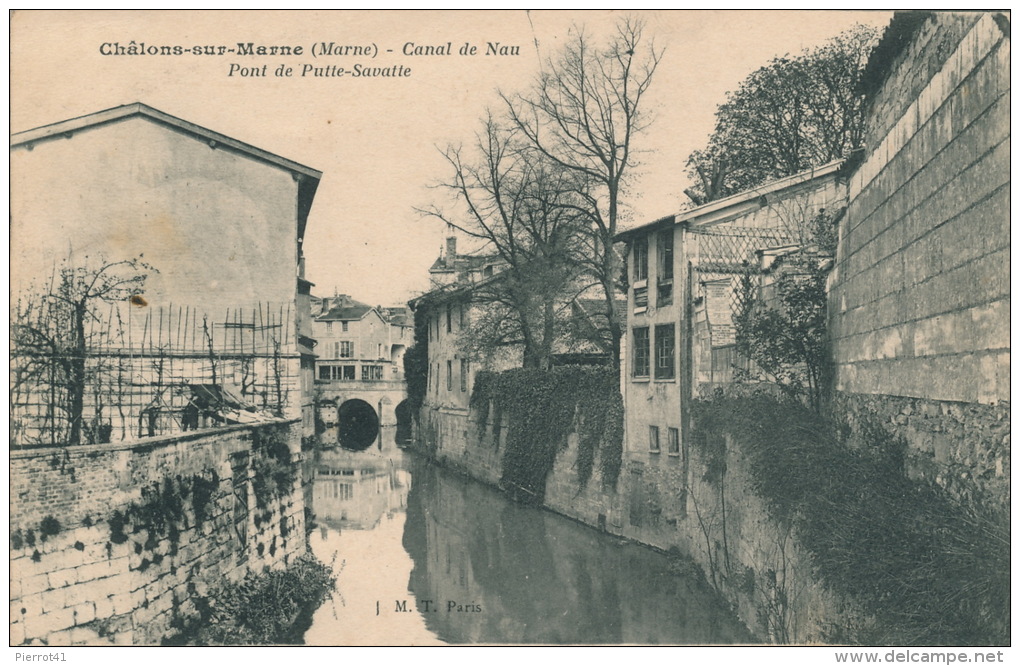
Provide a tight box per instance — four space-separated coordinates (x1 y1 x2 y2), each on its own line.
361 365 383 381
446 304 452 332
668 427 680 456
649 426 660 453
377 343 383 358
318 365 355 381
335 341 354 359
342 321 349 333
459 304 465 328
633 237 648 281
460 359 469 392
657 229 674 306
446 360 453 391
325 321 333 333
632 327 650 377
655 324 675 379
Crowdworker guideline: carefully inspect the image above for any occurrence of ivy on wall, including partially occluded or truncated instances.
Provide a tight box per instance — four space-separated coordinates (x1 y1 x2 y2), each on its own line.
403 300 432 417
250 425 296 509
471 365 623 504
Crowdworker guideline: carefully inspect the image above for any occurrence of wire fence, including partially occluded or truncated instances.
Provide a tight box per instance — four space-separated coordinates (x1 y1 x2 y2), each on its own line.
9 300 299 449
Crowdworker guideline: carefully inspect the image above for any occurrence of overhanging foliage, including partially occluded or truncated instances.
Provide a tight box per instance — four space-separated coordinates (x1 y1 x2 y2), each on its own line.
694 394 1009 645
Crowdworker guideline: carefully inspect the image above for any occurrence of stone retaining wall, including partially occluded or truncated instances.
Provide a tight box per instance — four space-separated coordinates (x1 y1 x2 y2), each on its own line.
416 404 857 642
9 421 306 646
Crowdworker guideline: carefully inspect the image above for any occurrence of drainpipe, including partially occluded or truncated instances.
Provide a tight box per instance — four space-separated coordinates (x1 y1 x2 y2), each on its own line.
680 228 694 448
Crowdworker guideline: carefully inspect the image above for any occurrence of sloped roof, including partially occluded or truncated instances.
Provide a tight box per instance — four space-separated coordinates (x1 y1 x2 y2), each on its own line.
11 102 322 241
429 252 496 273
11 102 321 179
616 160 844 242
382 306 413 327
317 296 373 321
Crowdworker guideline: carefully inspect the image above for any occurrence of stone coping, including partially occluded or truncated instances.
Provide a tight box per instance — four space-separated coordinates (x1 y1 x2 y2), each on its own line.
10 418 301 460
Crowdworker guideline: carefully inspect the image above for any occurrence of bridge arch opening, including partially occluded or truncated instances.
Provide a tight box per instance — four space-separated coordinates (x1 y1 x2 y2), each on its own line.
337 399 379 451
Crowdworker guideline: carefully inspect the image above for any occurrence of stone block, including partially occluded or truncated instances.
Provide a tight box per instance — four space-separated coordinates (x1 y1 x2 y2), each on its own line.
47 567 78 589
109 589 144 616
71 602 96 625
38 587 69 614
46 629 74 646
35 606 76 636
16 592 44 619
20 573 51 597
93 595 115 620
76 559 113 583
113 630 134 646
10 620 26 646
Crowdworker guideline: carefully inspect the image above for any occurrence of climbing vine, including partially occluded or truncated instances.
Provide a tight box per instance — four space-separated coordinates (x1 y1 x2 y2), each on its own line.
471 365 623 504
250 426 295 509
403 299 432 417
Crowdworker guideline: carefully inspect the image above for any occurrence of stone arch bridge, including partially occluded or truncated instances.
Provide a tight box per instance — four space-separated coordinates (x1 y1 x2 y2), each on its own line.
315 379 408 452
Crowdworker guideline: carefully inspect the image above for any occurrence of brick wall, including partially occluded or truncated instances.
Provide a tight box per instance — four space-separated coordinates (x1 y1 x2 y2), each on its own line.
829 13 1009 505
9 421 307 646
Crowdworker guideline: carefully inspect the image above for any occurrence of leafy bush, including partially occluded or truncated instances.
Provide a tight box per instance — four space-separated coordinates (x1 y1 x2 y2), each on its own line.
694 394 1009 645
176 553 336 645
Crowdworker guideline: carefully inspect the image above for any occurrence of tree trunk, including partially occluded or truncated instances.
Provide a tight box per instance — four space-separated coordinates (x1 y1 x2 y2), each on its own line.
540 299 555 371
68 303 87 446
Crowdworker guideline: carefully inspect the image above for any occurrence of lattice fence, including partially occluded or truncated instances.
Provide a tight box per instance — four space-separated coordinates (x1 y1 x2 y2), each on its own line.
688 224 799 346
10 300 298 449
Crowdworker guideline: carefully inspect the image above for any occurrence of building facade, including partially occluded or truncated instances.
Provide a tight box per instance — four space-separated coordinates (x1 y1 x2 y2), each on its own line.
10 103 321 445
615 162 847 462
311 294 411 450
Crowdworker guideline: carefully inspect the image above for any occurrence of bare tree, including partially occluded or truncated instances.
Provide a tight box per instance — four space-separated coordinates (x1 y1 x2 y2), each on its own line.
419 115 589 369
11 255 152 446
502 17 664 368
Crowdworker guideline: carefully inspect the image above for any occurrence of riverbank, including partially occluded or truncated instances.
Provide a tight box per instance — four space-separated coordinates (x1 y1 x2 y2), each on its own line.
166 552 335 645
414 393 1008 645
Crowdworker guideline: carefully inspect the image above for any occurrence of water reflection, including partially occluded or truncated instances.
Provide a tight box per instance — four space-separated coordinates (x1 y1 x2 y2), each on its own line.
403 457 753 645
304 451 752 645
303 447 440 646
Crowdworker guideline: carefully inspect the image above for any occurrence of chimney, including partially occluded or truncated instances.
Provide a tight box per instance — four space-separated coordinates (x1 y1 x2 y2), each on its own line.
445 236 457 266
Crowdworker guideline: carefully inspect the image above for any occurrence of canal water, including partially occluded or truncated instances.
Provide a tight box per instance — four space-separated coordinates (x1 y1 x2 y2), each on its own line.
302 445 753 645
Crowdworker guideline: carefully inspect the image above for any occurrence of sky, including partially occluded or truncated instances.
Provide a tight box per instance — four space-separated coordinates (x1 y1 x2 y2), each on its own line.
10 10 893 307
